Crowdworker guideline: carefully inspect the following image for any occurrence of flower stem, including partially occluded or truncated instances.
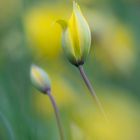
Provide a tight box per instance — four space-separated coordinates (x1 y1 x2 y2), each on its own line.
47 91 64 140
0 112 15 140
78 65 107 121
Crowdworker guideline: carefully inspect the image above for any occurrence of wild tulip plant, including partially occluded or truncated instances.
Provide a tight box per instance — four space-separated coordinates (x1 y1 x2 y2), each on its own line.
30 65 64 140
30 1 107 140
58 1 107 120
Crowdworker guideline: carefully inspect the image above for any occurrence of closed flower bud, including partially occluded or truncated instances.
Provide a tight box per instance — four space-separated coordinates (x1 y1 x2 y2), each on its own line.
57 1 91 66
30 64 51 93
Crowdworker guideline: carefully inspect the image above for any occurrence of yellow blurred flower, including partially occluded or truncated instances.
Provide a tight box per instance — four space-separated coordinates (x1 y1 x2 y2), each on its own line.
71 123 92 140
88 11 136 75
24 4 70 60
71 88 140 140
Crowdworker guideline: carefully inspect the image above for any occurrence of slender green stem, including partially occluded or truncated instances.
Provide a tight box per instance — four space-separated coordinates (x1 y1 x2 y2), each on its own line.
47 91 64 140
0 112 15 140
78 65 108 121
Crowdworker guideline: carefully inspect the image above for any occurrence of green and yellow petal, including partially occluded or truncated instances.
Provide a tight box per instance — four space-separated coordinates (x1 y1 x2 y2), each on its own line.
58 1 91 66
30 65 51 93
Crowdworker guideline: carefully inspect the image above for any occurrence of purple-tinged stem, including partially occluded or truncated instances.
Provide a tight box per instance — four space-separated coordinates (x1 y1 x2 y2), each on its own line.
78 65 108 121
47 91 64 140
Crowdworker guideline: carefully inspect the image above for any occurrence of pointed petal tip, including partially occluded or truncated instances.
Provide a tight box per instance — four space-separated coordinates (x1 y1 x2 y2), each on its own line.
73 1 79 9
73 1 78 5
73 1 81 15
73 1 76 5
73 1 77 9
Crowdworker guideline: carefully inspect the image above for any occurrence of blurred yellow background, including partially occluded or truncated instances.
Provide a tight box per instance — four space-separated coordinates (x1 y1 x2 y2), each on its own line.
0 0 140 140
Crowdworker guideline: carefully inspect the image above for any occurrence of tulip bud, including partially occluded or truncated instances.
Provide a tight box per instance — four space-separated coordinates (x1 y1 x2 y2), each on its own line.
57 1 91 66
30 64 51 93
